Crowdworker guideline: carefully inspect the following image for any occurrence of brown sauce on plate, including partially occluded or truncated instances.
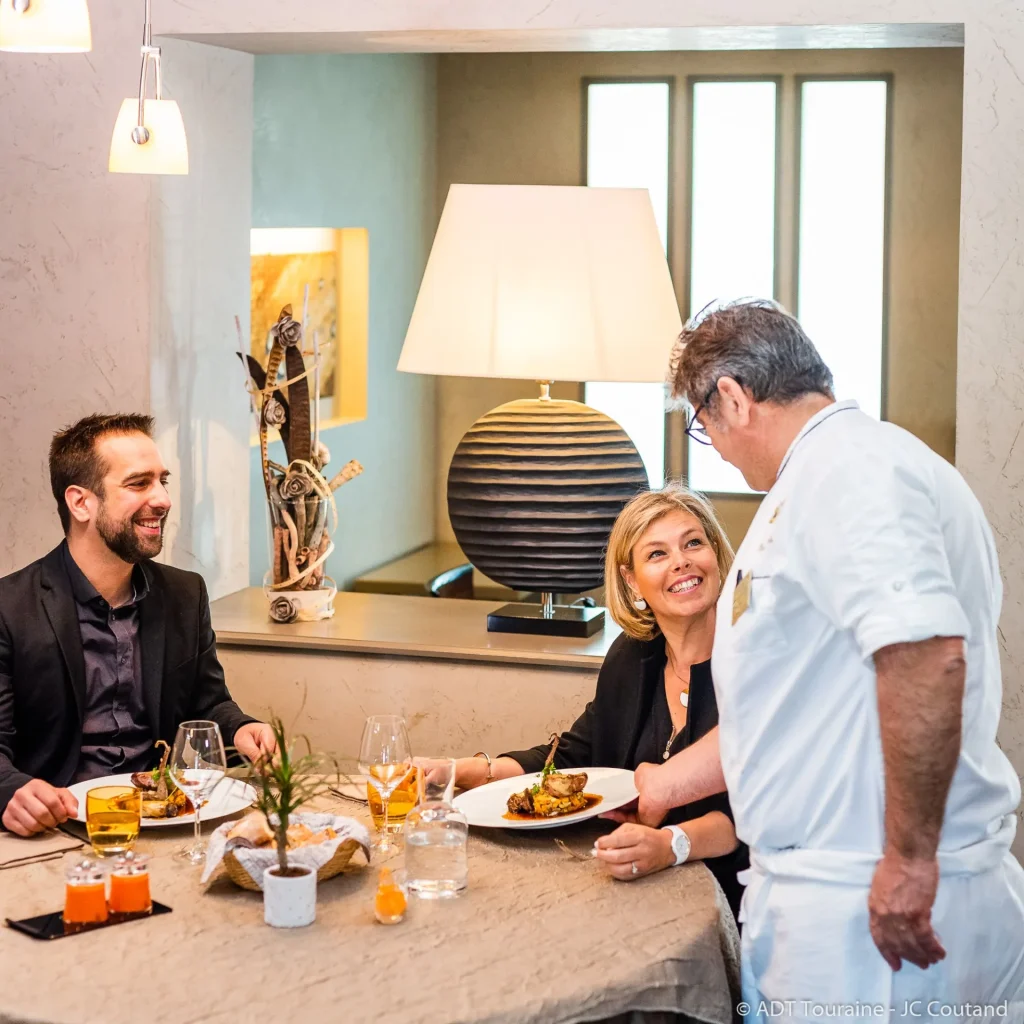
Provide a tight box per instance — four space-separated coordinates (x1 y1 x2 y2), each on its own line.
502 793 603 822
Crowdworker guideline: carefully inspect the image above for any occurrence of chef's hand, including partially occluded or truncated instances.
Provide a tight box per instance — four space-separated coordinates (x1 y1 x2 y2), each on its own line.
594 823 674 880
868 851 946 971
233 722 278 764
2 779 78 836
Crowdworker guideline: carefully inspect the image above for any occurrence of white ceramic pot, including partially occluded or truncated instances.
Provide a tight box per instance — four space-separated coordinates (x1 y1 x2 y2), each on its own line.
263 865 317 928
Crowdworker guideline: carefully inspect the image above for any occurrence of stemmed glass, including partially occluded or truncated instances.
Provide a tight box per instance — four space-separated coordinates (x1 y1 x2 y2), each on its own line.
358 715 412 854
169 720 227 866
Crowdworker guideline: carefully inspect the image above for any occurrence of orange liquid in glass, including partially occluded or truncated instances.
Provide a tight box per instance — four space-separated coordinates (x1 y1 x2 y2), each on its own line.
109 872 151 915
63 882 108 925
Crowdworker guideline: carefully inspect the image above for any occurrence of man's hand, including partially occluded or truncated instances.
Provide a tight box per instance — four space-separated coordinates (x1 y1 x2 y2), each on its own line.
594 822 675 880
2 779 78 836
602 763 675 826
868 850 946 971
233 722 278 763
635 761 672 826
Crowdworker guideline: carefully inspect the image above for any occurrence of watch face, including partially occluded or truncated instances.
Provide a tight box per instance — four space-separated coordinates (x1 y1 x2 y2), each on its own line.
672 828 691 863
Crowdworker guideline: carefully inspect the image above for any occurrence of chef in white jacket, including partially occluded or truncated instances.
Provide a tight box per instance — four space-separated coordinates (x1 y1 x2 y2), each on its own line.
629 299 1024 1021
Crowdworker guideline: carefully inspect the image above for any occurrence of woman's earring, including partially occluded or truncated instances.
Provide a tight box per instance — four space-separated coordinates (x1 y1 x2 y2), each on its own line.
632 594 647 611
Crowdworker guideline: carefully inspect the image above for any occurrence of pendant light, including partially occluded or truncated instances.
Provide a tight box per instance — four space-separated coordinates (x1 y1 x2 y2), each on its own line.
108 0 188 175
0 0 91 52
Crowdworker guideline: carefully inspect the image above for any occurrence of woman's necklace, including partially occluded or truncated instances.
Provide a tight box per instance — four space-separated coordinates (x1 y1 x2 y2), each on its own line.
663 657 691 760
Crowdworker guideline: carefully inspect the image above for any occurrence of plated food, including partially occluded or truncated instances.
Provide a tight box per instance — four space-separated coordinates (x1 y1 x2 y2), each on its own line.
129 741 194 819
455 752 638 831
69 771 255 829
504 736 601 820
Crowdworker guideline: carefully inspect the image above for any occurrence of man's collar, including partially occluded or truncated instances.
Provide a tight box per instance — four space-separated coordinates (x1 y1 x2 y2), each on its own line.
776 399 860 480
60 539 150 609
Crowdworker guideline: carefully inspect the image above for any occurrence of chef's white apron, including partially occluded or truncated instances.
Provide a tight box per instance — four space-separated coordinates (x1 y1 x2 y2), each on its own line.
738 816 1024 1024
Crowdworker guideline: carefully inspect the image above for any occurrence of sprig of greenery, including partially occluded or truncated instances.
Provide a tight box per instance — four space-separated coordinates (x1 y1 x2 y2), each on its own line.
239 713 340 874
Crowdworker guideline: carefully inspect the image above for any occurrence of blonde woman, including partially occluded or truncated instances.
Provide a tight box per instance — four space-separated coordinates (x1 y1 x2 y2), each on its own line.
456 485 748 919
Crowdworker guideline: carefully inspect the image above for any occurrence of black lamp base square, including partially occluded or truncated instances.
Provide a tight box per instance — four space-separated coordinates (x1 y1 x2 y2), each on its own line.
486 602 605 638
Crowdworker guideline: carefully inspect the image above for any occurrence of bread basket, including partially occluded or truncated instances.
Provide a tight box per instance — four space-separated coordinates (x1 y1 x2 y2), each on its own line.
202 812 372 890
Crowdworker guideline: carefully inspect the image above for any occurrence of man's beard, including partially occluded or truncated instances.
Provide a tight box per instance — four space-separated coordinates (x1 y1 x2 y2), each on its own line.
95 504 164 564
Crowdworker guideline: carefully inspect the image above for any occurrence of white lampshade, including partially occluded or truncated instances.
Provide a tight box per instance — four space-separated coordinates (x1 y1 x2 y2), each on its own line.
0 0 90 51
109 99 189 175
398 184 682 383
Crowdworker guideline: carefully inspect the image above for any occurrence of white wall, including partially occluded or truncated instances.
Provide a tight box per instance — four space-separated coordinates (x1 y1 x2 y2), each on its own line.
0 5 148 570
150 40 254 599
0 22 252 599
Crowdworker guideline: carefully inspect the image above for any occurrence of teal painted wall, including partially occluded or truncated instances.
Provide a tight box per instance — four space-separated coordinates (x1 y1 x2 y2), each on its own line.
250 54 438 588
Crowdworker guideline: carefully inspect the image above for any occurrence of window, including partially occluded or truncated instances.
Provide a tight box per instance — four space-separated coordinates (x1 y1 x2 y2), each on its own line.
687 80 778 495
581 75 889 497
797 80 888 421
583 81 671 488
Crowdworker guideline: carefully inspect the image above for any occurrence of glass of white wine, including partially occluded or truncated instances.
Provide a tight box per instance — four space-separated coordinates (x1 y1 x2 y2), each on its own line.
358 715 412 854
169 720 227 866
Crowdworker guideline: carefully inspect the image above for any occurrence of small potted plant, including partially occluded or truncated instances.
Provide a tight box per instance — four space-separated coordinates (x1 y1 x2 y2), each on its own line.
243 714 339 928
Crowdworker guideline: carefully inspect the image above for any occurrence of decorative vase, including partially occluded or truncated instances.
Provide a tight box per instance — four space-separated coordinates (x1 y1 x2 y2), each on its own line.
263 864 317 928
264 488 337 623
238 303 364 625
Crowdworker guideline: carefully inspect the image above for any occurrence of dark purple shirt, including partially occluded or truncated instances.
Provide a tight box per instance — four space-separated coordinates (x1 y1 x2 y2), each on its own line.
61 544 154 783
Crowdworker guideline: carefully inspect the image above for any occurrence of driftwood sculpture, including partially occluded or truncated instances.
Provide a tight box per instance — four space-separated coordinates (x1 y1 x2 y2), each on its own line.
238 305 363 622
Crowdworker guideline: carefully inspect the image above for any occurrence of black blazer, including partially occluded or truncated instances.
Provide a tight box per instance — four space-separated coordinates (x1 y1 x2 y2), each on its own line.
503 631 748 919
0 544 257 820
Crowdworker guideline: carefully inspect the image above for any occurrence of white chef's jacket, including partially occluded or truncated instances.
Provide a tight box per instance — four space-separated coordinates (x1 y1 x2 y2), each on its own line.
713 401 1024 1021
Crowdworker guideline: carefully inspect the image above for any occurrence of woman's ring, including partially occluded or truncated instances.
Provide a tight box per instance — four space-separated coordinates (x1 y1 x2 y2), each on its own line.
631 861 639 875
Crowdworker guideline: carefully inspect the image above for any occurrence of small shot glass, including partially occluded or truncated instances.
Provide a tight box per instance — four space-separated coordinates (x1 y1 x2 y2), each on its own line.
63 857 109 929
108 851 152 917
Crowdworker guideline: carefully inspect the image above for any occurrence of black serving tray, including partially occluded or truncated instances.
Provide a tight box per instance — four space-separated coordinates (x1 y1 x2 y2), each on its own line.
5 901 172 940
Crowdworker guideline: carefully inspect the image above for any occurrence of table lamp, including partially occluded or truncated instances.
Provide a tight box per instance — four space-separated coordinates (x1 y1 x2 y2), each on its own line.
398 184 682 636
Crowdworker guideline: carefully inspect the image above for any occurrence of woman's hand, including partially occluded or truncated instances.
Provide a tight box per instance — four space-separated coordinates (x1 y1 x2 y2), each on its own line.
593 822 675 880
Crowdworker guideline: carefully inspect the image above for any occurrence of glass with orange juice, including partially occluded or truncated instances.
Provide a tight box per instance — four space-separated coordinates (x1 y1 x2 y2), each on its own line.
366 767 418 835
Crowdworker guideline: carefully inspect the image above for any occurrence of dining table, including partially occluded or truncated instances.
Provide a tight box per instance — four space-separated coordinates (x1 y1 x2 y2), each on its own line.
0 793 740 1024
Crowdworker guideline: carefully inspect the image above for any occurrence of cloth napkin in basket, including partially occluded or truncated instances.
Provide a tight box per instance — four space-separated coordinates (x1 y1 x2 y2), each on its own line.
201 812 371 887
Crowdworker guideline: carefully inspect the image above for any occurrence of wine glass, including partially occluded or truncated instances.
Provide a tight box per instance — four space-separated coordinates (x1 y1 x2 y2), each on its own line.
358 715 412 854
169 720 227 865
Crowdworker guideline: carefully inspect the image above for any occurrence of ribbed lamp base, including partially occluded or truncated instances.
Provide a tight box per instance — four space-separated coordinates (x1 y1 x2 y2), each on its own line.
447 397 649 595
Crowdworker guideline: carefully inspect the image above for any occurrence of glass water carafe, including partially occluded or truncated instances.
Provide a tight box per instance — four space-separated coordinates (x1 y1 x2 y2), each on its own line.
404 756 468 899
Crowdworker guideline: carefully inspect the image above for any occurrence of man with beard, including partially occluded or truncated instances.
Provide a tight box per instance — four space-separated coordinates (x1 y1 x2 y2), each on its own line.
0 413 275 836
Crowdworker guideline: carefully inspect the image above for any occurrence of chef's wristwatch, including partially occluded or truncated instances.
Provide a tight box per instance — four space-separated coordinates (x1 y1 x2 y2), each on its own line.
664 825 692 866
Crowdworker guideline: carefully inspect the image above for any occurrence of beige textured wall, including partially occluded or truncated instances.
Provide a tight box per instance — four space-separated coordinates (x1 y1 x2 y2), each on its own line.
218 646 598 761
0 20 253 598
0 7 149 572
434 48 964 549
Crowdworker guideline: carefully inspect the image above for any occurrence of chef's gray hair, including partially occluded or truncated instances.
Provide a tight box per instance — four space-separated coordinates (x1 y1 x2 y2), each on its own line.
667 298 834 415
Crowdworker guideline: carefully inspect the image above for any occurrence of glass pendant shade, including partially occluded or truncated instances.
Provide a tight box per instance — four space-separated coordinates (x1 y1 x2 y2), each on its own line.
0 0 91 52
108 98 189 175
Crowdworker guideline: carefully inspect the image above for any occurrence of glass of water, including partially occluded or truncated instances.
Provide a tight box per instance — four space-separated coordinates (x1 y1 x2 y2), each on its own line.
403 756 468 899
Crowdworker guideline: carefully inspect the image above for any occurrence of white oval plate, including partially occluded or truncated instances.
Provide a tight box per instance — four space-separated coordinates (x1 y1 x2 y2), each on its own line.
68 773 256 828
453 766 637 830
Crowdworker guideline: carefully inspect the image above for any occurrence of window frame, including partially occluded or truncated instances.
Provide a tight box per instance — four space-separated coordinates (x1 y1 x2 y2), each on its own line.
794 73 894 425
